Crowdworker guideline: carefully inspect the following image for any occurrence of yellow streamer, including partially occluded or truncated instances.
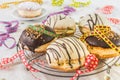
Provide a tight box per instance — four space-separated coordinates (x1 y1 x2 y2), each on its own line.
80 25 120 55
0 0 43 9
70 0 91 8
52 0 64 6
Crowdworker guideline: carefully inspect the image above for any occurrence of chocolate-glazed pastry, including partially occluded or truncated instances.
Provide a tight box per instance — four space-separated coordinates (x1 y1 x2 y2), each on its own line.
46 37 89 72
85 32 120 59
78 13 110 34
44 14 76 36
19 25 56 53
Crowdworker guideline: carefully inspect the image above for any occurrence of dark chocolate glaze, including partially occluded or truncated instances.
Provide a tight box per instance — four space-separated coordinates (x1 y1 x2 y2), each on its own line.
85 33 120 48
87 13 104 31
19 25 55 52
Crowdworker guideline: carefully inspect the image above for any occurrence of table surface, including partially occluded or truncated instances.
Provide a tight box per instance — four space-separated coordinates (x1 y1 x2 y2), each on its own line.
0 0 120 80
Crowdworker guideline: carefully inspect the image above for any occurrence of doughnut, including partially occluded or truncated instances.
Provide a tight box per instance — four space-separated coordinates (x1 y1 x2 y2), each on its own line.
78 13 110 34
17 2 42 18
19 25 56 53
44 14 76 36
85 31 120 59
46 37 89 72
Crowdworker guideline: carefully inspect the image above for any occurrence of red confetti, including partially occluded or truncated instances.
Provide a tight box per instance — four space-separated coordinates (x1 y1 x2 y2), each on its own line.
71 54 98 80
96 5 114 14
108 18 120 24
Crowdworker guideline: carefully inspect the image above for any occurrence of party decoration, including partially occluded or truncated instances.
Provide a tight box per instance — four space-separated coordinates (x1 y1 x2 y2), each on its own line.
0 33 16 49
0 0 43 9
0 20 19 33
0 50 44 71
70 0 91 8
42 6 75 24
108 18 120 24
96 5 114 14
71 54 98 80
0 20 19 49
29 25 59 37
52 0 64 6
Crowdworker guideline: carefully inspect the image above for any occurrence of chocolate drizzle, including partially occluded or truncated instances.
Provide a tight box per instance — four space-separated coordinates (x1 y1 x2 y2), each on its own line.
85 33 120 48
87 13 104 30
19 25 55 52
46 14 67 29
46 37 89 69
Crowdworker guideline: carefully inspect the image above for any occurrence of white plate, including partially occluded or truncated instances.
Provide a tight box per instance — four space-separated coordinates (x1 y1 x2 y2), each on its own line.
12 8 47 20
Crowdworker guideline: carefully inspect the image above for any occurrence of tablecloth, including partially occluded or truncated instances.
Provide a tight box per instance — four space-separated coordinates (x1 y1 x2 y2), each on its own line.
0 0 120 80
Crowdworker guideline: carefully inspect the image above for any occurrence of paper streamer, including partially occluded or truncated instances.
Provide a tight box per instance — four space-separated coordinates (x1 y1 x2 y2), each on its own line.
29 25 59 37
96 5 114 14
70 0 91 8
0 50 45 72
0 0 43 9
108 18 120 24
42 6 75 24
71 54 98 80
0 50 46 80
52 0 64 6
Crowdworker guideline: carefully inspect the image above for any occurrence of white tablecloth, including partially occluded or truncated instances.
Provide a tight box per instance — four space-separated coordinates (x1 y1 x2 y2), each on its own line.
0 0 120 80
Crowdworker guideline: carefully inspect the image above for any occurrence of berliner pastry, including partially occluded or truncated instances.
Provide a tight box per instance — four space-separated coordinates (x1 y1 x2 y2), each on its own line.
17 2 42 18
78 13 110 34
46 37 89 72
19 25 56 53
85 31 120 59
44 14 76 36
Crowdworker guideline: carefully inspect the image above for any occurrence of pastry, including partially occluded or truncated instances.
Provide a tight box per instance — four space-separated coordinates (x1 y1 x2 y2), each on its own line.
46 37 89 72
78 13 110 34
18 25 56 53
44 14 76 36
85 31 120 59
17 2 42 18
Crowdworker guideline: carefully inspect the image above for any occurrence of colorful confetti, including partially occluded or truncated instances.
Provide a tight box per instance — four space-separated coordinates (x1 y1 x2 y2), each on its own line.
96 5 114 14
108 18 120 24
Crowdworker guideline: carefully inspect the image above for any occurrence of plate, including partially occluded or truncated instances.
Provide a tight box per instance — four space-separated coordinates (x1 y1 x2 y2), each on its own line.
12 8 47 20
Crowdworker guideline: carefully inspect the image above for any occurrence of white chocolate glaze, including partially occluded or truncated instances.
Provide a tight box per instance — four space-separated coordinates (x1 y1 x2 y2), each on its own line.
79 13 110 33
45 14 76 31
46 37 89 70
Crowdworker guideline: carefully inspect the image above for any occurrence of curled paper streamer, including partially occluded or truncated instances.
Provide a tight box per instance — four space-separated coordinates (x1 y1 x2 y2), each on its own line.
70 0 91 8
0 50 43 80
71 54 98 80
0 33 16 49
0 0 43 9
108 18 120 24
0 20 19 49
96 5 114 14
0 50 45 72
42 6 75 24
52 0 64 6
